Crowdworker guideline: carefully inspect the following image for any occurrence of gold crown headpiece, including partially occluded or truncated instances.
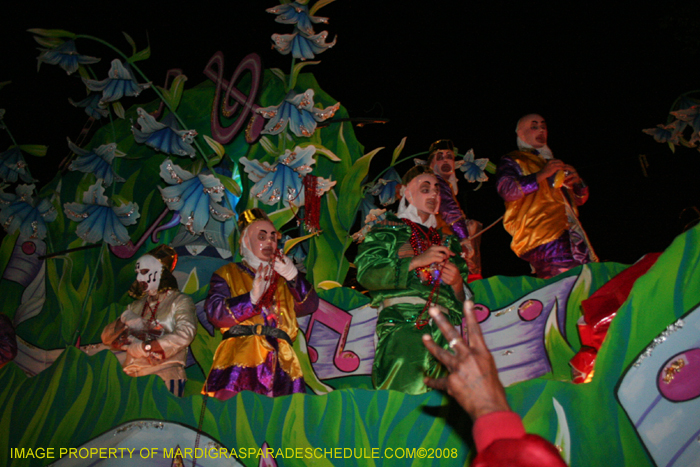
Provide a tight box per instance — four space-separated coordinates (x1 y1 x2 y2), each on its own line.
237 208 273 234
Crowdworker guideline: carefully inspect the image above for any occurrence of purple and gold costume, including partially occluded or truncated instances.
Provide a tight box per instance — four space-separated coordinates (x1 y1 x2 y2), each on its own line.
203 262 318 399
436 175 469 240
497 150 596 278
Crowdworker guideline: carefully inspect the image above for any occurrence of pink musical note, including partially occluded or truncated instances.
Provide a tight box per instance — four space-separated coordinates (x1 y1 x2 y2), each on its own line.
109 208 175 259
304 299 360 373
203 51 264 144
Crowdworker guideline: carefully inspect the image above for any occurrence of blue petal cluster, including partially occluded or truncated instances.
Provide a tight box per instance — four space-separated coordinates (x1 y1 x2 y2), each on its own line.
368 167 402 206
158 159 234 235
272 31 336 61
459 149 489 183
257 89 339 137
67 138 125 186
37 40 100 75
0 147 34 184
0 184 56 240
671 105 700 146
267 1 336 61
63 181 140 245
69 93 109 120
83 59 150 105
240 145 335 206
642 121 685 145
132 109 197 158
267 2 328 35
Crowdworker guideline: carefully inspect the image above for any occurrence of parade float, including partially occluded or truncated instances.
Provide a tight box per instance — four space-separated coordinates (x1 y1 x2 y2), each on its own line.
1 2 699 466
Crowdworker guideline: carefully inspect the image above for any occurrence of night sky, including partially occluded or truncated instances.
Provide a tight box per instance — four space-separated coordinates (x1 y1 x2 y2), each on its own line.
2 1 698 277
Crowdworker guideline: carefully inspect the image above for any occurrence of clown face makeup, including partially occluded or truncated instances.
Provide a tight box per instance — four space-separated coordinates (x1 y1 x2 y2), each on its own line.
135 254 163 297
245 220 279 262
517 114 547 149
430 149 456 179
406 173 440 223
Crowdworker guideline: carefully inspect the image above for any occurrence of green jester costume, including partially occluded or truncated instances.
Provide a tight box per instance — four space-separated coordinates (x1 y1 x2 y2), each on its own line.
356 212 471 394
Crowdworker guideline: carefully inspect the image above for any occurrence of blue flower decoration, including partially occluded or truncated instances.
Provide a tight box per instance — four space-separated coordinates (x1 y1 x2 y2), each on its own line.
459 149 489 183
671 105 700 147
132 108 197 158
351 207 387 243
69 93 109 120
272 30 336 61
267 2 329 35
642 121 685 145
368 167 401 206
0 184 56 240
63 181 140 245
0 147 34 184
158 159 234 235
37 40 100 75
67 138 125 186
240 145 336 206
257 89 339 138
83 59 150 105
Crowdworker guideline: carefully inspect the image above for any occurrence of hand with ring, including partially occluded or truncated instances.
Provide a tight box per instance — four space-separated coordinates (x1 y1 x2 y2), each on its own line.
422 300 511 421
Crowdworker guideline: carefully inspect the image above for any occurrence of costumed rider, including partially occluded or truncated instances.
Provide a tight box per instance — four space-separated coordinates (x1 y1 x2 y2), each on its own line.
101 245 196 397
427 139 483 281
356 166 473 394
203 208 318 400
496 114 597 279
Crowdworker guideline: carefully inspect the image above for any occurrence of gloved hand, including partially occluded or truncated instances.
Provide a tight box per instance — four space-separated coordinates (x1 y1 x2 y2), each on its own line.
250 264 271 305
125 338 149 358
123 315 145 330
273 253 298 281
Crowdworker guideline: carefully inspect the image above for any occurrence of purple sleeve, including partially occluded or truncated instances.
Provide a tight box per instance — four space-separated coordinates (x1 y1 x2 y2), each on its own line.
496 156 539 202
287 272 319 318
205 273 258 328
437 176 469 240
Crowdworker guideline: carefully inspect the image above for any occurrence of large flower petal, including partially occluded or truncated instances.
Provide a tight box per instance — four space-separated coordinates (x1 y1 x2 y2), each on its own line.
132 109 197 157
0 184 55 240
267 2 328 35
158 159 232 235
37 40 99 75
63 181 139 245
272 30 336 61
368 167 401 205
0 147 34 184
240 146 318 206
67 138 125 186
459 149 489 183
643 121 685 145
83 59 150 104
257 90 339 138
69 93 109 120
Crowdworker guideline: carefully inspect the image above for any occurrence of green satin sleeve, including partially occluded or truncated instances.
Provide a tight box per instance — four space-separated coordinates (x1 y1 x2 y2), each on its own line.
356 217 470 316
356 223 412 293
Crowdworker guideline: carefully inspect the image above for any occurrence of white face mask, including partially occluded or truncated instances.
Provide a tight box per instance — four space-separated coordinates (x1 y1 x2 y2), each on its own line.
135 255 163 297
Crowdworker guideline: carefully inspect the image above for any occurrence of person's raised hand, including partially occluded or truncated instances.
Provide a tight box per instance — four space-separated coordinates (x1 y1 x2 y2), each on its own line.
422 300 510 421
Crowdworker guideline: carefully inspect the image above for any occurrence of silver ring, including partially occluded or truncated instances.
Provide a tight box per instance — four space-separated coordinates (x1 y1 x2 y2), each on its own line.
448 338 460 349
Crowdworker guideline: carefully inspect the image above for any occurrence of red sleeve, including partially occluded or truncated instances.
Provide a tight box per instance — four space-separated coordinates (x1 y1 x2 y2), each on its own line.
472 412 567 467
472 411 526 452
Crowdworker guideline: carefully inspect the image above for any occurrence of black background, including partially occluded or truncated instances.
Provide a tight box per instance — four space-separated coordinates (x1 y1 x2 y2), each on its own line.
2 1 698 277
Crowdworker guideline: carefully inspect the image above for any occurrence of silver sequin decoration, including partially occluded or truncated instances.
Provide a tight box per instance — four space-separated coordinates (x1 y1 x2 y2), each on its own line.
113 421 164 435
65 209 89 219
268 188 281 203
202 185 224 195
633 319 684 367
166 162 183 184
